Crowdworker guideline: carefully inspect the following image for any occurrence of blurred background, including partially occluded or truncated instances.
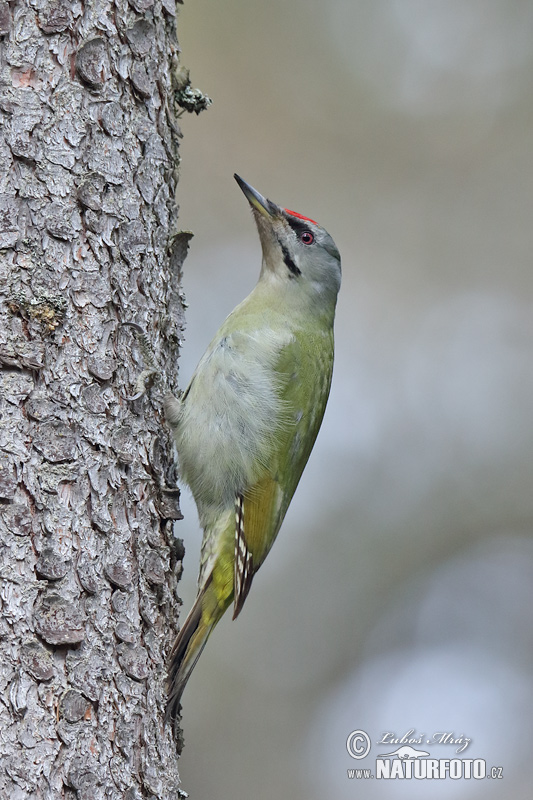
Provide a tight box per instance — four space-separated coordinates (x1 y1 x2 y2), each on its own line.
173 1 533 797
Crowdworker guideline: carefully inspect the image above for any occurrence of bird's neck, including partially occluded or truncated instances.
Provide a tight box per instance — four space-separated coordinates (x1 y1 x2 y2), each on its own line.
254 269 337 328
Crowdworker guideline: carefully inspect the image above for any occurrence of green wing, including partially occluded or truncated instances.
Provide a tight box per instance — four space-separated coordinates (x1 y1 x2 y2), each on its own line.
233 326 334 615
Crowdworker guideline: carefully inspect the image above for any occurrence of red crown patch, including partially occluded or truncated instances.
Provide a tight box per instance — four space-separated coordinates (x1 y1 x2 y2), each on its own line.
284 209 318 226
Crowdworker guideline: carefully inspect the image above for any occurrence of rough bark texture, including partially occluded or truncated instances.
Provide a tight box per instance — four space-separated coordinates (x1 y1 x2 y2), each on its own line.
0 1 191 797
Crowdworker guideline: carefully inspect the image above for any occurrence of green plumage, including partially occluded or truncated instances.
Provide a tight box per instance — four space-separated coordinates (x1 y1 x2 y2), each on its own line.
165 176 341 732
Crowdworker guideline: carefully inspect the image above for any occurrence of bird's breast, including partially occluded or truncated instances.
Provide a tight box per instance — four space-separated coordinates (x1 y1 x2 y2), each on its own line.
174 327 294 513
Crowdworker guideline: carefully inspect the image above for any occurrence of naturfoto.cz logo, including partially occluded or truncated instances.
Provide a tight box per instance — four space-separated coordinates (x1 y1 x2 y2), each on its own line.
345 729 503 781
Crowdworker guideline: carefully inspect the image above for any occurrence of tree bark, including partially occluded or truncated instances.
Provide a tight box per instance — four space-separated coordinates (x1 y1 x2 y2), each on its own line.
0 1 191 797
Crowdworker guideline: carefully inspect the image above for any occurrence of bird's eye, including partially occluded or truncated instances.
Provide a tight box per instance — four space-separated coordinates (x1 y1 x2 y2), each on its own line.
300 231 314 245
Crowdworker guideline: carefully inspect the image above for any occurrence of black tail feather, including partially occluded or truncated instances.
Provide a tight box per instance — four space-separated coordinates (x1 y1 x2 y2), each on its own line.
166 579 214 739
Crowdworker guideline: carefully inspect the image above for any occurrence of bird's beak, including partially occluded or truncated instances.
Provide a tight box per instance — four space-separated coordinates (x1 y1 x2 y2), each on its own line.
234 174 277 219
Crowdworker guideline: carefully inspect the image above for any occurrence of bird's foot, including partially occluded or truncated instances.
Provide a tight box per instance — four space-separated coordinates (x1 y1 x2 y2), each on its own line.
121 322 162 400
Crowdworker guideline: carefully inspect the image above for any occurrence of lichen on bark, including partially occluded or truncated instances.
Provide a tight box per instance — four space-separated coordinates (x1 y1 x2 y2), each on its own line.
0 0 191 796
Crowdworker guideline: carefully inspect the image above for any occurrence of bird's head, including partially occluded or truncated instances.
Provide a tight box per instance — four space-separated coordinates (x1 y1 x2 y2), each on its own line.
235 174 341 309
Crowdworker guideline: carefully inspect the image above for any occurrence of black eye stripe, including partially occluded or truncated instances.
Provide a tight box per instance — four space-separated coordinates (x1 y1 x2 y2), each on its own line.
285 215 312 236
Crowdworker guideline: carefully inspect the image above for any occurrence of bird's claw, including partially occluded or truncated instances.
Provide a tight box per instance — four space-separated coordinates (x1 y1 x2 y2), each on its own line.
121 321 145 335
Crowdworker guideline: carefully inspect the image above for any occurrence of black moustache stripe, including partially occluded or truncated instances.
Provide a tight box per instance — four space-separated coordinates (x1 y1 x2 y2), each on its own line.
277 238 301 277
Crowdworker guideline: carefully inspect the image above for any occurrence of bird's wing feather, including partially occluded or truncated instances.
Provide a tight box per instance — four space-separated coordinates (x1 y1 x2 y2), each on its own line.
232 328 334 617
233 492 254 618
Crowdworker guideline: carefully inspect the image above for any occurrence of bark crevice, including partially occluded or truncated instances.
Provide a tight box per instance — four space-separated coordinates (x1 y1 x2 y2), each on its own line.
0 0 190 795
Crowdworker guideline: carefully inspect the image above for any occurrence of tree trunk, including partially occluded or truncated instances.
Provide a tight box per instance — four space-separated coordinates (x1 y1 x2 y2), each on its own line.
0 1 191 796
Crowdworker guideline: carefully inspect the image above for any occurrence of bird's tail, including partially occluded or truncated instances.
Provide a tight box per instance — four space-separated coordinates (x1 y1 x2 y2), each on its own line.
165 576 226 737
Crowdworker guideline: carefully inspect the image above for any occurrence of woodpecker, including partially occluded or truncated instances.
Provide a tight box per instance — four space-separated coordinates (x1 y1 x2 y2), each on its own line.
164 175 341 731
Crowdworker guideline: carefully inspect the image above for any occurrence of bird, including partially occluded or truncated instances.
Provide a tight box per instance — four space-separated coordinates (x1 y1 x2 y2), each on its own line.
164 174 341 731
